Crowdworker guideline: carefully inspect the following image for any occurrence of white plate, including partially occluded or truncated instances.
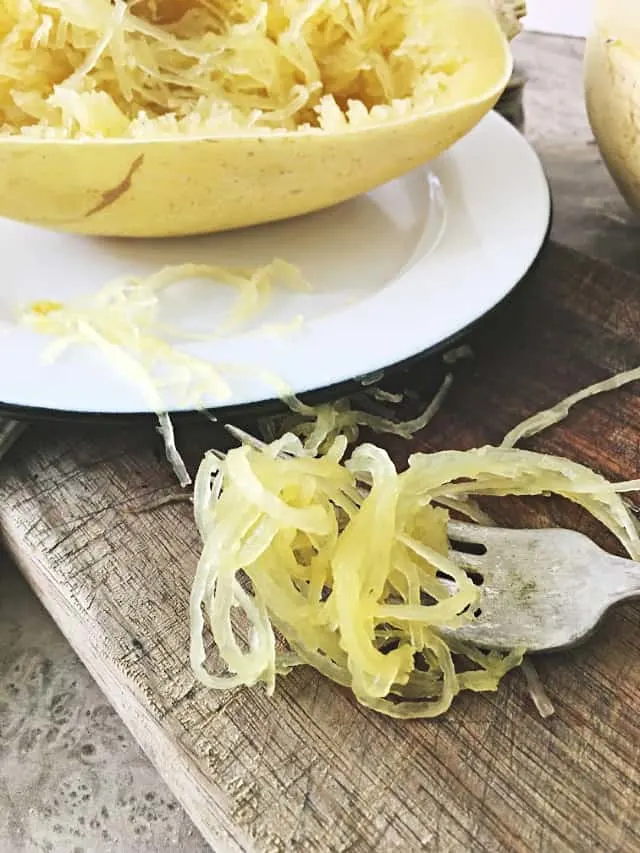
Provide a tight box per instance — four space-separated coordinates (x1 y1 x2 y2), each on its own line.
0 111 550 417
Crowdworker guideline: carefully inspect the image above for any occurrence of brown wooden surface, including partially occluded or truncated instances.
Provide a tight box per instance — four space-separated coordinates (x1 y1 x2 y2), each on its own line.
1 239 639 853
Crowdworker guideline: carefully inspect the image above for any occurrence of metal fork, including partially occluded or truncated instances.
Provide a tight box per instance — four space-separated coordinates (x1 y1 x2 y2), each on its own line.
441 521 640 652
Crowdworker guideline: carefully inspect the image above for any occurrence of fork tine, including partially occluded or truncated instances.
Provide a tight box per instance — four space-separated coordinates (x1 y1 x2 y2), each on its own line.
448 549 485 571
447 520 491 546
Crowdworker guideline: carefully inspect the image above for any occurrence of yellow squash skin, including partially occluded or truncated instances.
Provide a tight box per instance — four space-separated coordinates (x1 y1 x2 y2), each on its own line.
0 0 512 238
585 0 640 215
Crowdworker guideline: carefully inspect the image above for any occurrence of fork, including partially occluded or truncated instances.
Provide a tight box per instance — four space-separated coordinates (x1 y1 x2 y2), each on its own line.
441 521 640 652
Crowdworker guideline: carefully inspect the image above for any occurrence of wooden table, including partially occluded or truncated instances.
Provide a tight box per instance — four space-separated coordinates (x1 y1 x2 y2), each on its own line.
2 32 640 853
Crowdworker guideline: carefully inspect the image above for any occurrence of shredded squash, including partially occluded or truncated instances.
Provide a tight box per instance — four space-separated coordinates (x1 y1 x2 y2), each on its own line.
489 0 526 40
20 258 308 483
0 0 492 139
502 365 640 448
21 258 307 386
261 373 454 451
190 427 640 718
190 431 525 717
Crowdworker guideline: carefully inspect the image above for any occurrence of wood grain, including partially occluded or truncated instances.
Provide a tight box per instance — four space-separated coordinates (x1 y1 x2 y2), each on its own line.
1 240 639 853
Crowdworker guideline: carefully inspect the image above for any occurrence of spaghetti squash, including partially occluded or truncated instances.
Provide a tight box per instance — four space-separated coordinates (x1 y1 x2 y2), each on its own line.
0 0 513 236
190 429 640 718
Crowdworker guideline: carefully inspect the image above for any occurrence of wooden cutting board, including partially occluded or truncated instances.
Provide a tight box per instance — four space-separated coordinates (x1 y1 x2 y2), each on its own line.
1 240 639 853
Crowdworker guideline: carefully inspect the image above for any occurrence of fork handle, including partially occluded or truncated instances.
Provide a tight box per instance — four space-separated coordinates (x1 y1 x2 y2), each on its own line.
606 553 640 603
